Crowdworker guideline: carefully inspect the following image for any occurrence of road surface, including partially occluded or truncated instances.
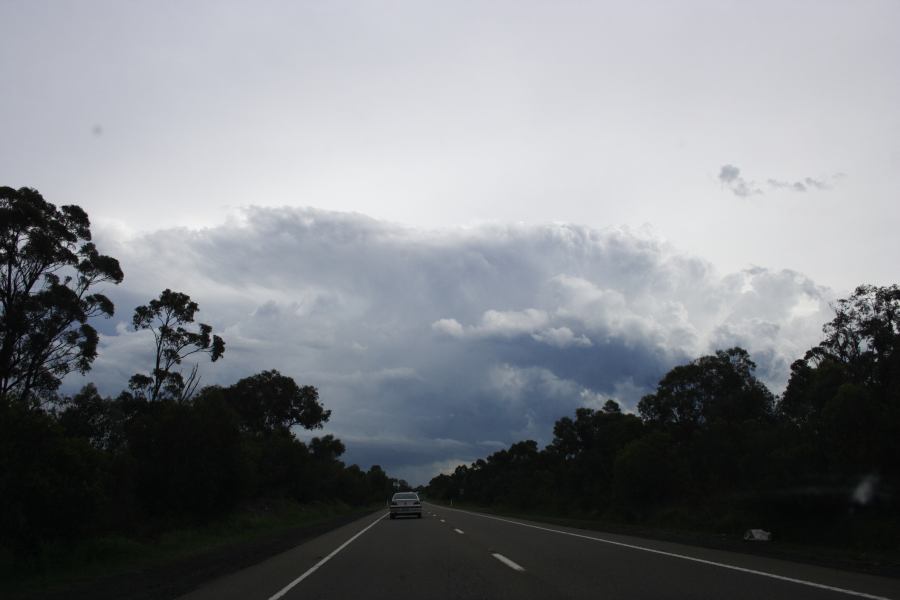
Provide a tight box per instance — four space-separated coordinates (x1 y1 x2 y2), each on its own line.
180 503 900 600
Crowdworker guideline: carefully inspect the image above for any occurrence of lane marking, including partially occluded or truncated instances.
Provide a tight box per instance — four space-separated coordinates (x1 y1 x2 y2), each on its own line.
268 512 387 600
492 553 526 572
440 519 446 523
441 506 893 600
454 528 464 534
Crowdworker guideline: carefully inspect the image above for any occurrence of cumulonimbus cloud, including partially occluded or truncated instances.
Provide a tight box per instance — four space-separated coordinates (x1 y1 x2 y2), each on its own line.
74 207 836 483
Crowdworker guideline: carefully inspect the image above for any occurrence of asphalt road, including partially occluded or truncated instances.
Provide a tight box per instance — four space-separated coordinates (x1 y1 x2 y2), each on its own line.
179 503 900 600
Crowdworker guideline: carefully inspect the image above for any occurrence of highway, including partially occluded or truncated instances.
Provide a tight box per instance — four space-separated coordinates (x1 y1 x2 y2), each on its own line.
180 504 900 600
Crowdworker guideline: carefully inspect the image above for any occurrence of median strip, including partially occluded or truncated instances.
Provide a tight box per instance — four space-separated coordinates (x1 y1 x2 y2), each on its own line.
268 512 387 600
492 553 525 572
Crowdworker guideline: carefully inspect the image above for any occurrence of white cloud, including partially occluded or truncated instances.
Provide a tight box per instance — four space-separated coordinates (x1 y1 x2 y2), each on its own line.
431 318 465 337
531 327 593 348
432 309 551 339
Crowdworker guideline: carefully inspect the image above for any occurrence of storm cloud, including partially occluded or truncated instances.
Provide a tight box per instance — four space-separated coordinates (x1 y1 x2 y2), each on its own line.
71 207 836 483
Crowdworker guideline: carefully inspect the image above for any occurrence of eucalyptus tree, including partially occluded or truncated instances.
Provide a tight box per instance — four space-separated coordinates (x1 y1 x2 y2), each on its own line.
129 289 224 401
0 187 122 406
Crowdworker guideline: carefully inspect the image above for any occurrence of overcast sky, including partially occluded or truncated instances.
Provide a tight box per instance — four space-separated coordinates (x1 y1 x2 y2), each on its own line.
2 1 898 483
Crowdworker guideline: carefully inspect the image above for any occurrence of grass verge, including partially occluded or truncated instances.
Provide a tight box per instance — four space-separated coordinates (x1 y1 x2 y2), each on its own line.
1 500 382 600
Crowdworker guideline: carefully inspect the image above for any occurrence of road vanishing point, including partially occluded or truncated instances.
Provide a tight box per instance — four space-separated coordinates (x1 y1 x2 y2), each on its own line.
180 504 900 600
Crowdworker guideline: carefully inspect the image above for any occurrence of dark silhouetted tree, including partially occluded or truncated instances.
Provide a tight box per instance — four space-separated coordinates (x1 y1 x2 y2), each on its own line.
225 369 330 435
129 289 224 401
0 404 106 560
637 347 773 435
310 434 345 461
57 383 130 451
612 431 682 517
0 186 122 406
779 285 900 487
547 402 643 510
366 464 393 501
813 284 900 387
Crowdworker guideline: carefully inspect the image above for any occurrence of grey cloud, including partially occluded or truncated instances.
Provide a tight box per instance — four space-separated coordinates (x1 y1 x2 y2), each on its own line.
767 176 832 192
719 164 740 183
720 164 840 197
73 208 835 484
719 164 761 197
804 177 831 190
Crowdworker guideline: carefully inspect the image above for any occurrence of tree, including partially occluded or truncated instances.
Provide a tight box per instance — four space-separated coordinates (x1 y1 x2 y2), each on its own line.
366 465 393 501
637 347 774 434
225 370 330 434
126 398 245 518
310 434 345 461
58 383 124 451
778 285 900 484
548 404 643 510
612 432 682 517
0 403 106 559
129 289 224 401
0 186 123 406
809 284 900 389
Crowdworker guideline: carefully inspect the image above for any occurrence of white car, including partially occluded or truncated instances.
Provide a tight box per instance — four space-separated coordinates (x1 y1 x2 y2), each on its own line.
389 492 422 519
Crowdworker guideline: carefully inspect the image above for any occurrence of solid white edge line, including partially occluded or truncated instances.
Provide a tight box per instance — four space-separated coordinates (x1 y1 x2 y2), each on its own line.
492 553 526 572
454 528 464 534
268 512 387 600
440 506 893 600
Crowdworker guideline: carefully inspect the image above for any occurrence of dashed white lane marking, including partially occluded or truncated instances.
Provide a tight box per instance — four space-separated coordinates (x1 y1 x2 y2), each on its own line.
454 528 464 534
492 553 526 572
268 512 387 600
440 519 446 523
442 507 892 600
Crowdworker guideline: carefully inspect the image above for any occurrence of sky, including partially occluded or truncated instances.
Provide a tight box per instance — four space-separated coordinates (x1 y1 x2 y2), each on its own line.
2 1 899 484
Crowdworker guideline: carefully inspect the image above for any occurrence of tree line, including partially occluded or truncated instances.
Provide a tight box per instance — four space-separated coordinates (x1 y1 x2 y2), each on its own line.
428 285 900 550
0 186 402 563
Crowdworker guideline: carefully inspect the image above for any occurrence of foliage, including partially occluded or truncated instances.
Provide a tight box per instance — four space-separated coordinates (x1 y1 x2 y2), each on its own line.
611 432 681 517
5 371 401 565
224 369 330 434
129 289 225 402
779 285 900 485
0 187 122 406
814 284 900 387
0 404 107 560
637 347 774 436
